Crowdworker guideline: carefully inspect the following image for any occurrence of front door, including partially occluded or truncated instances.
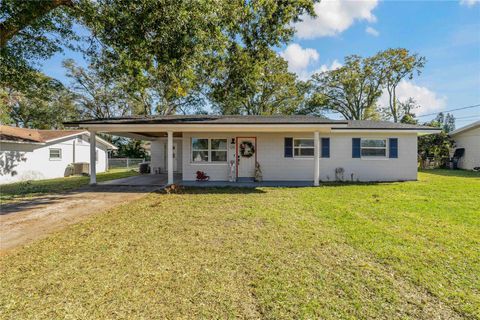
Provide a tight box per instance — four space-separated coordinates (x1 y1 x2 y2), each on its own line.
237 137 256 179
163 142 178 172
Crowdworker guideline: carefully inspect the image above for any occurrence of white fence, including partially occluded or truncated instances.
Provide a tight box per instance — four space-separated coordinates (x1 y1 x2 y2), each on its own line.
108 158 145 169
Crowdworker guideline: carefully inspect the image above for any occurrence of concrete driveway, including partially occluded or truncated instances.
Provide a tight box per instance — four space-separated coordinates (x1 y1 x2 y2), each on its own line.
0 185 158 253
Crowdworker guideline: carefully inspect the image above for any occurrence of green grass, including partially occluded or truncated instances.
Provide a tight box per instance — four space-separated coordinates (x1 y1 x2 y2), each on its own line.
1 170 479 319
0 168 138 203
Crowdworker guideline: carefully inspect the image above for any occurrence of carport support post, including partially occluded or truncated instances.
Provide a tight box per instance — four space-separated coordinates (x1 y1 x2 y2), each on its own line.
167 131 174 185
313 131 320 186
89 130 97 185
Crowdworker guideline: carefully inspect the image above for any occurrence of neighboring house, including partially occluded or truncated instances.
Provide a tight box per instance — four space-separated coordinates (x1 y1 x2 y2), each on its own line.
0 126 117 184
65 115 440 185
449 121 480 170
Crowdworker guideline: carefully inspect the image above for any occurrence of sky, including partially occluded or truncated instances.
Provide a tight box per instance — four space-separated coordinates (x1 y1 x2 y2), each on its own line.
41 0 480 127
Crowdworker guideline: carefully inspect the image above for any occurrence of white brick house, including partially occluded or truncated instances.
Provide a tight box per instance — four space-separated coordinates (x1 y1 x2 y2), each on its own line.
65 115 440 185
450 121 480 170
0 126 117 184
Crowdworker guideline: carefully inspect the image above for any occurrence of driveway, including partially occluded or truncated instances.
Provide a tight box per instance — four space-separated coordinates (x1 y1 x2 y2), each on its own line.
0 185 158 253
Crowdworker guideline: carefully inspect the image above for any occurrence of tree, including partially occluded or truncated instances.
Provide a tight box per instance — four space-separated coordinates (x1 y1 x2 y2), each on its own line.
308 54 385 120
209 47 306 115
398 97 419 124
417 116 455 168
63 59 134 118
0 0 77 91
0 72 78 128
378 49 425 122
2 0 317 116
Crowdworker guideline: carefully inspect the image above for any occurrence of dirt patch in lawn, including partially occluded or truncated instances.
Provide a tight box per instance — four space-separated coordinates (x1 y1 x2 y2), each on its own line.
0 185 157 253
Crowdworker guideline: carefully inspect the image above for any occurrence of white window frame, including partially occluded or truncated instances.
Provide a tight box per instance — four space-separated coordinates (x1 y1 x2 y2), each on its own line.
191 138 228 164
360 138 388 158
293 138 314 158
49 148 62 160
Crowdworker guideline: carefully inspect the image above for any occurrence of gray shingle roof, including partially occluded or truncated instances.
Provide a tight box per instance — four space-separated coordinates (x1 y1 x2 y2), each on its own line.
65 115 347 125
64 115 439 130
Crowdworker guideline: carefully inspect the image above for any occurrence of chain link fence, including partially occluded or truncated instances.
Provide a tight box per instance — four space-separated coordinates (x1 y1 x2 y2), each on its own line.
108 158 145 169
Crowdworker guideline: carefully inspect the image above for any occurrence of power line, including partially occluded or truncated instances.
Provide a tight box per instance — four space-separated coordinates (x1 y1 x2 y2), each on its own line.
417 104 480 118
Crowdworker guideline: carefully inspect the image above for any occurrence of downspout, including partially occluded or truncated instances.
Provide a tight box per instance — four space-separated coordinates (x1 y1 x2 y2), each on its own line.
73 138 76 163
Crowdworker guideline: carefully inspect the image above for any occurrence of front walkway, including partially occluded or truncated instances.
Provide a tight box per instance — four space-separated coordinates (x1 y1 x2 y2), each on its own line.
99 173 182 186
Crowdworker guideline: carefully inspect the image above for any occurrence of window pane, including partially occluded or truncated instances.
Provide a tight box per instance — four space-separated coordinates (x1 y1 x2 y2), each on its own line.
211 151 227 162
192 151 208 162
294 147 314 157
361 139 386 148
294 139 314 147
211 139 227 150
192 138 208 150
50 149 61 158
300 148 314 156
361 148 386 157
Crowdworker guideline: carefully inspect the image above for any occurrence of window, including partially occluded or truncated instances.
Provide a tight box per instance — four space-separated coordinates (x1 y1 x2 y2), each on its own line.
293 139 314 157
49 148 62 160
192 138 227 163
361 139 387 157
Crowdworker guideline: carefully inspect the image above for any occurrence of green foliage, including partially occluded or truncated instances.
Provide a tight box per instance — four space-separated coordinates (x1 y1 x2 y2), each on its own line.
434 112 456 133
308 49 425 121
112 138 149 160
418 119 455 168
210 47 307 115
0 72 78 128
0 0 77 90
378 48 426 122
309 54 385 120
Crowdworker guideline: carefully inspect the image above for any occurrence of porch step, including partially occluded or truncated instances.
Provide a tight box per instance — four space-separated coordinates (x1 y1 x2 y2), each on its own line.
237 177 255 182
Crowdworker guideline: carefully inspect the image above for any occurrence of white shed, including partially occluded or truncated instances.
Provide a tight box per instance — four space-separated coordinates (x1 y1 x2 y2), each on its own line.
450 121 480 170
0 125 117 184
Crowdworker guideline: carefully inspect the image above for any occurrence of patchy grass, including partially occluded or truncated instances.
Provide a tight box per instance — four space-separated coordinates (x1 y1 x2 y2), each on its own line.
0 169 138 203
0 170 478 319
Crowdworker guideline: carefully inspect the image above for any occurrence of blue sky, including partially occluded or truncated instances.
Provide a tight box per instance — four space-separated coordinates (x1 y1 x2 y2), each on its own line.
41 0 480 126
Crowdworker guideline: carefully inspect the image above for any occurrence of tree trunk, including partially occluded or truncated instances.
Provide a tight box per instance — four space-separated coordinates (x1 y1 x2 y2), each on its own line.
0 0 73 47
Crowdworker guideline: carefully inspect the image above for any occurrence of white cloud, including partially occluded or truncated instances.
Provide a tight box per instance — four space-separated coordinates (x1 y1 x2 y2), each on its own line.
315 60 343 73
459 0 479 7
295 0 379 39
280 44 320 79
365 26 379 37
379 80 447 115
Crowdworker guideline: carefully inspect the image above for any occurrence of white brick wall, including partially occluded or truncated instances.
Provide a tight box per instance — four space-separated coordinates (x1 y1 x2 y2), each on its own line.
179 132 419 182
453 126 480 170
0 135 109 184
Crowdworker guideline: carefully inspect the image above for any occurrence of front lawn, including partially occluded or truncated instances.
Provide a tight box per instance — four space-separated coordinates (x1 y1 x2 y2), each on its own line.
0 168 138 203
0 170 478 319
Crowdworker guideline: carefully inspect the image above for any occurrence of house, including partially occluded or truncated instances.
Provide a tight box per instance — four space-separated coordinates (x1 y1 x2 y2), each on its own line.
449 121 480 170
64 115 440 186
0 125 117 184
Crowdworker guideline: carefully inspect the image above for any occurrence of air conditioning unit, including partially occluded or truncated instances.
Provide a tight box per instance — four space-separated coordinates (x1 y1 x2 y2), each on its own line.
73 162 90 175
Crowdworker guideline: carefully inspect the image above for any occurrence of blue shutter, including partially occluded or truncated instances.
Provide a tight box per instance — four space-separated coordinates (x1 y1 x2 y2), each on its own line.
352 138 361 158
389 138 398 158
321 138 330 158
284 137 293 157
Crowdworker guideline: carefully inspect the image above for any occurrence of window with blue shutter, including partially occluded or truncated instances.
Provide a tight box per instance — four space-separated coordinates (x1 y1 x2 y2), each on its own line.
284 137 293 157
321 138 330 158
352 138 361 158
389 138 398 158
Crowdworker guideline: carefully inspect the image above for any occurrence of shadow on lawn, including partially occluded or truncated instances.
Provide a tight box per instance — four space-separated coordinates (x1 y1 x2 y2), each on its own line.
420 169 480 178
